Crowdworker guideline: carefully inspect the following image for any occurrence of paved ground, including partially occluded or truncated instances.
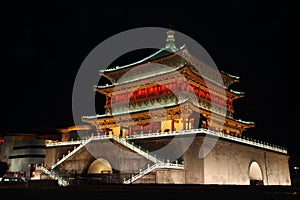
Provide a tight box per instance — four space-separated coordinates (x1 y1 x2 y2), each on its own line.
1 183 300 200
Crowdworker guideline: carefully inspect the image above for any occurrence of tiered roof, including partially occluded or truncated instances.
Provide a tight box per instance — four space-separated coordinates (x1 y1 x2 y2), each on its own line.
83 30 255 131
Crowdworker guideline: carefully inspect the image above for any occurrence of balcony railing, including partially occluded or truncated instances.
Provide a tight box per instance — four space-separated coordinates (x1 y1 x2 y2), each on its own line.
126 128 288 154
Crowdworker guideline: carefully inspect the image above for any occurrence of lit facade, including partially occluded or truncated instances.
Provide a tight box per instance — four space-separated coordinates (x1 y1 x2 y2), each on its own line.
1 31 291 186
82 30 254 138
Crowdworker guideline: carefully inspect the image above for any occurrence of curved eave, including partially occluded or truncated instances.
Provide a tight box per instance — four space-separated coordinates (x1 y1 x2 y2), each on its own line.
94 84 114 94
111 65 184 85
96 64 239 98
95 64 185 92
99 73 116 84
182 57 229 89
221 70 240 80
229 89 245 99
82 99 190 121
98 46 187 83
180 65 241 99
186 100 255 129
180 66 225 94
97 46 234 90
220 70 241 89
96 65 245 98
82 99 254 129
99 49 165 73
99 46 186 74
234 119 255 128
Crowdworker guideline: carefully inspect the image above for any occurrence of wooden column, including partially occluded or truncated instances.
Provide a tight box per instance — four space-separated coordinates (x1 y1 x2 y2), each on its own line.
190 118 194 129
183 118 186 130
128 126 132 136
171 119 175 132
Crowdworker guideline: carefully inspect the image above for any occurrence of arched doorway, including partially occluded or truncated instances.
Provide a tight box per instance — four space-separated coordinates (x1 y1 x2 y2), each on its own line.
87 158 112 174
249 161 263 185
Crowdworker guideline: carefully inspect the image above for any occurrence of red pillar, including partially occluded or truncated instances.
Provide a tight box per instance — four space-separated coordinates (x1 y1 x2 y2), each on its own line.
171 119 175 132
128 126 132 136
190 118 194 129
183 118 186 130
151 123 154 133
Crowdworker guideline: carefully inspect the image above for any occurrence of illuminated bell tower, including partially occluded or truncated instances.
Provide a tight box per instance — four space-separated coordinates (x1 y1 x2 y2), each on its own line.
82 30 254 138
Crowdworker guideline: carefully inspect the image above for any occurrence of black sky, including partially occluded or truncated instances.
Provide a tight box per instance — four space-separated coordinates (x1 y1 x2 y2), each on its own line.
1 2 298 156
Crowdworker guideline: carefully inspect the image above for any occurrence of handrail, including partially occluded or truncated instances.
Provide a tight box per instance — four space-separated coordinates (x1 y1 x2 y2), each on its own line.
51 136 94 169
36 166 69 186
48 128 287 170
46 135 113 147
126 128 287 154
50 135 113 169
46 140 82 147
112 136 164 164
123 162 184 184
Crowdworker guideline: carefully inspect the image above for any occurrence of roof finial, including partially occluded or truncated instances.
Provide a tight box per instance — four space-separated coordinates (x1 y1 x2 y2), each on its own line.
165 29 178 52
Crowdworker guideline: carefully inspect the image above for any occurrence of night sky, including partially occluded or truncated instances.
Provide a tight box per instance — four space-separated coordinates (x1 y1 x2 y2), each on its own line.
1 2 297 157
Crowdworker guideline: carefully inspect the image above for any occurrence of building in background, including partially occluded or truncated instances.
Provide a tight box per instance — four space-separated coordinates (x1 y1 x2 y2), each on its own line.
0 132 57 180
0 125 93 181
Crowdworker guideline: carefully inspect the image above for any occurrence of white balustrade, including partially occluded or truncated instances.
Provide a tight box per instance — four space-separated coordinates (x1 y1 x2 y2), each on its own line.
48 128 287 173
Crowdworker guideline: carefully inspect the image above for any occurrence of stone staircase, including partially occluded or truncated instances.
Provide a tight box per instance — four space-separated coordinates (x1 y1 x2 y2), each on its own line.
123 162 184 184
35 166 70 186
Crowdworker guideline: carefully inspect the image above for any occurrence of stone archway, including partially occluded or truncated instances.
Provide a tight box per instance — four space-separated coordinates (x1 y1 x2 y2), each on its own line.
87 158 112 174
249 161 263 185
